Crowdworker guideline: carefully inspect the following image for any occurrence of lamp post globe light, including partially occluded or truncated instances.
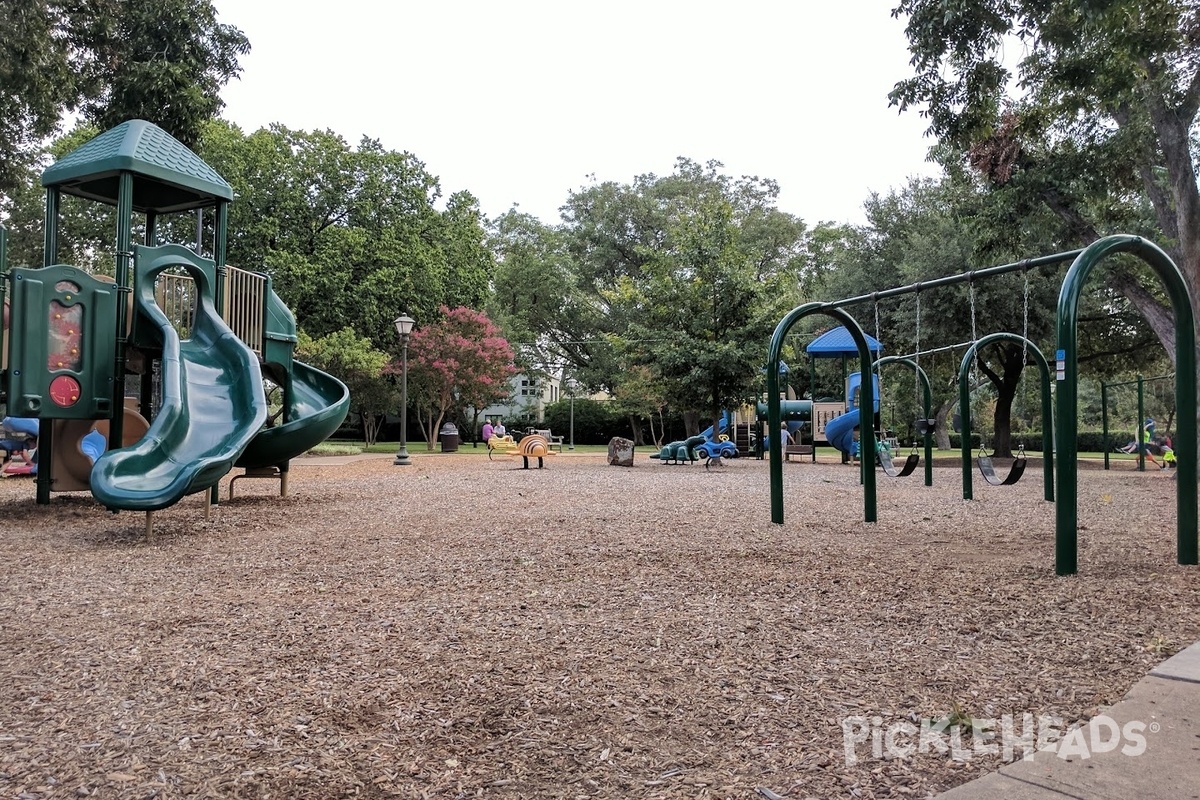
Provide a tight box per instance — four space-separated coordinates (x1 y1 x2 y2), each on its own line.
393 314 415 466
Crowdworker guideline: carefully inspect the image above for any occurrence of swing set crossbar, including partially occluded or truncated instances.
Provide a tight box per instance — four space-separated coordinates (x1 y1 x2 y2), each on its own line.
884 340 978 362
822 249 1082 311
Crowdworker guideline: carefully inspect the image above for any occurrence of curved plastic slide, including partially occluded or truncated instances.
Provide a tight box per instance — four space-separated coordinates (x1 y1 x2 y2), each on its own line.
699 417 729 441
236 360 350 469
91 257 266 511
823 409 861 456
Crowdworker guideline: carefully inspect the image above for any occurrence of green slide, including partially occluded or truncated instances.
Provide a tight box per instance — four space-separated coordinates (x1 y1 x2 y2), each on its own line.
236 359 350 470
91 247 267 511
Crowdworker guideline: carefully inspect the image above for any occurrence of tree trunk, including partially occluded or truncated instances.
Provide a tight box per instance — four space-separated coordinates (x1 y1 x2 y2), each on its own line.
466 408 482 447
934 398 954 450
419 409 445 450
1133 87 1200 468
683 410 700 437
627 415 644 445
361 409 380 447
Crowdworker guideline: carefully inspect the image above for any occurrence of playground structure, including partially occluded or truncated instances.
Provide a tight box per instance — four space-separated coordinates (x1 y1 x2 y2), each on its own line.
1101 373 1176 471
0 120 351 525
488 432 558 469
648 415 741 466
755 326 935 483
764 236 1197 576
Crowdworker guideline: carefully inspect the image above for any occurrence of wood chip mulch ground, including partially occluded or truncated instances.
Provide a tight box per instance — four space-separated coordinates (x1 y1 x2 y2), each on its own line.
1 451 1196 799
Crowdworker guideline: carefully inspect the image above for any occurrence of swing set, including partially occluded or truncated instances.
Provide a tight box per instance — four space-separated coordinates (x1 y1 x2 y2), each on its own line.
873 296 926 482
955 269 1055 500
1100 372 1176 472
764 234 1197 576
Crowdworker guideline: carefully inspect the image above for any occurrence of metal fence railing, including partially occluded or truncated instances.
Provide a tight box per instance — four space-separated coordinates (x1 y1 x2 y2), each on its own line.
153 271 197 340
151 265 267 356
222 265 267 357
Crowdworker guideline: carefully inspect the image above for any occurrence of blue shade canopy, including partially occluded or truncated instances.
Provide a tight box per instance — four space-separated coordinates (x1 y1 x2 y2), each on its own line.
805 326 883 357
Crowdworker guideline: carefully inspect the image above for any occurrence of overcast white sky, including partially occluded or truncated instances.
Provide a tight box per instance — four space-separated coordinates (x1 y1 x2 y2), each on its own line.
216 1 941 226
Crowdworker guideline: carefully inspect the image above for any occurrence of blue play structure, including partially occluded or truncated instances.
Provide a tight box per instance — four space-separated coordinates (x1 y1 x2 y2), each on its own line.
650 416 739 465
804 327 883 452
822 372 881 458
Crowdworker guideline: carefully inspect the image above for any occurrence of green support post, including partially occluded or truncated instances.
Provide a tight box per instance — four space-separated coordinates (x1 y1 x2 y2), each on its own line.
36 188 62 504
1056 235 1197 575
768 303 877 525
110 172 134 457
1101 381 1110 470
1136 376 1146 472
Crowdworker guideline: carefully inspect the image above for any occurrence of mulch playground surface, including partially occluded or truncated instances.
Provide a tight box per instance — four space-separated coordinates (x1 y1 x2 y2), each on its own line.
0 451 1196 799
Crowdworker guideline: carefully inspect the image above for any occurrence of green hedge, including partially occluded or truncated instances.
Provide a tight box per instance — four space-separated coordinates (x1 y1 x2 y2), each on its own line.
937 431 1134 453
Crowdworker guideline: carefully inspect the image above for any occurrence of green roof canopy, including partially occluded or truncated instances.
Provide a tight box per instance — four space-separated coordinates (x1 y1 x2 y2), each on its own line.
41 119 233 213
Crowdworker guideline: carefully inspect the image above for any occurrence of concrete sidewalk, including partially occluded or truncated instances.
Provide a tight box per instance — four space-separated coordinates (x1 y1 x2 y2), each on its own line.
936 642 1200 799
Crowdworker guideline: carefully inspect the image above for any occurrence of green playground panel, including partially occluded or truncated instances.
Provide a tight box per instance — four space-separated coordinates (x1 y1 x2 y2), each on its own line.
6 265 118 419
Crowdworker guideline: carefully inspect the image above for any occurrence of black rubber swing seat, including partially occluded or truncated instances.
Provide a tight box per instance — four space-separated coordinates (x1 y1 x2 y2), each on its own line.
977 452 1027 486
878 449 920 478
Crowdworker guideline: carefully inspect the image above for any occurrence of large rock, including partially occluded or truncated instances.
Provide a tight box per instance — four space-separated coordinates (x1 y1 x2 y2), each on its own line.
607 437 635 466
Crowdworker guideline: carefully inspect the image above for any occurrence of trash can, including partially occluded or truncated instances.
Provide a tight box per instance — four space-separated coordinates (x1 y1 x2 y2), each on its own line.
439 422 459 453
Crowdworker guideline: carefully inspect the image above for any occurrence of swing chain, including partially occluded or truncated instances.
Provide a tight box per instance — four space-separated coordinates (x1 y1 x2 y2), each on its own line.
1021 265 1030 366
968 272 979 382
914 288 921 412
1017 266 1030 444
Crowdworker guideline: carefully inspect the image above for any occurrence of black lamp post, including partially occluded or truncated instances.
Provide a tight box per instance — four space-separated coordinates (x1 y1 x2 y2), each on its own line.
393 314 415 466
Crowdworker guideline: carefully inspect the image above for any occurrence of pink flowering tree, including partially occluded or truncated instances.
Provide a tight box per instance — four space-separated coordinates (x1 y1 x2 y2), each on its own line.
393 306 516 449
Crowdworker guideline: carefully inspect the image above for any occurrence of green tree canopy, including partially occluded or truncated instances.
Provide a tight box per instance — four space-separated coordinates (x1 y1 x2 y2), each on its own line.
296 327 395 446
199 121 494 348
0 0 248 207
491 158 808 438
891 0 1200 359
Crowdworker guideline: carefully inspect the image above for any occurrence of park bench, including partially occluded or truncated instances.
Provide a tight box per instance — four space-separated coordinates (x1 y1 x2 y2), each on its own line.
785 443 813 461
534 429 564 452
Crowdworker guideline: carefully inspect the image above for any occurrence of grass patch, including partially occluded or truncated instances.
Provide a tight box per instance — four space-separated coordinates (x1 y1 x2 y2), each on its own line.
307 441 365 456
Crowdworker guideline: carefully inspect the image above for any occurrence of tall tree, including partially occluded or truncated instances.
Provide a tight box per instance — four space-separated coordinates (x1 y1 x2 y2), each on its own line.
199 122 494 347
625 195 785 438
0 1 74 201
400 306 515 449
0 0 248 207
72 0 249 149
296 327 396 446
492 158 807 437
891 0 1200 360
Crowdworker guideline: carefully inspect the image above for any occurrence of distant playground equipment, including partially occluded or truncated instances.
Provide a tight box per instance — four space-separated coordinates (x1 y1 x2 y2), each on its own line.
767 322 932 482
649 434 708 465
1100 373 1177 472
753 399 813 460
764 237 1197 576
0 120 351 530
649 416 740 467
692 417 740 461
1 415 40 475
804 326 882 450
488 432 558 469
